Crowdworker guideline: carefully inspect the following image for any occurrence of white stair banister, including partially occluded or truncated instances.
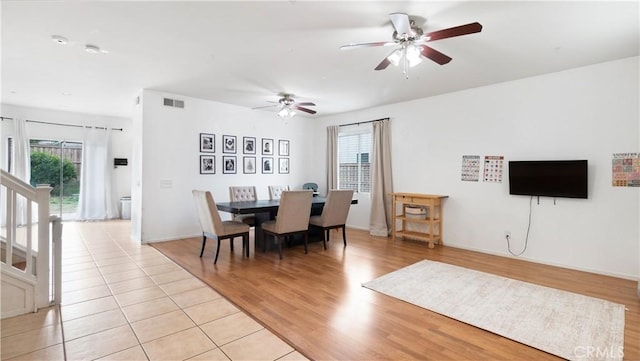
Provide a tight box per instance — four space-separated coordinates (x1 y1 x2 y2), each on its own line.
35 184 52 308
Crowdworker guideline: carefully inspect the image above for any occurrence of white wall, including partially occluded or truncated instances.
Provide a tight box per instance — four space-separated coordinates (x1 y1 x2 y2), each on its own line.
0 104 132 204
314 57 639 279
135 90 317 243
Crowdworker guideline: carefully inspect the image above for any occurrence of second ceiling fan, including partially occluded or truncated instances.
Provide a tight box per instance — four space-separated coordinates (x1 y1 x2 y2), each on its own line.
254 93 316 118
341 13 482 77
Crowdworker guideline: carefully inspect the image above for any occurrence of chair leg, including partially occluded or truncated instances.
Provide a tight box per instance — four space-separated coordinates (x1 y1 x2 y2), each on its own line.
199 234 207 257
303 232 308 254
230 237 234 252
342 226 347 246
321 228 327 250
244 234 250 258
214 239 221 264
278 236 283 260
326 229 330 243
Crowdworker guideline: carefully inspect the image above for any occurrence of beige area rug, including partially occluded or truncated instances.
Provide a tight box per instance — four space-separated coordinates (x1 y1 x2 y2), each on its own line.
363 260 625 361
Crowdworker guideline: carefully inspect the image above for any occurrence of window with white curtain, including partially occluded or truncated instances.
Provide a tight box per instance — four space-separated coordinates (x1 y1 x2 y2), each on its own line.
338 127 372 193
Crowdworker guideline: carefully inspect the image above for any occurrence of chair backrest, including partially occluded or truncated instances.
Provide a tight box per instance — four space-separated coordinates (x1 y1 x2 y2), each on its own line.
229 186 257 202
319 189 354 227
302 182 318 192
192 190 224 236
274 190 313 234
268 185 290 200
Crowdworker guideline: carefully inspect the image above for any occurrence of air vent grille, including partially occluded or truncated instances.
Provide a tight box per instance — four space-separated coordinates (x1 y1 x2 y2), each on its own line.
163 97 185 108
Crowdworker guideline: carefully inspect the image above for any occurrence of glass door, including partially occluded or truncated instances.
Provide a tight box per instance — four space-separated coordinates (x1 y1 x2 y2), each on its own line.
30 139 82 220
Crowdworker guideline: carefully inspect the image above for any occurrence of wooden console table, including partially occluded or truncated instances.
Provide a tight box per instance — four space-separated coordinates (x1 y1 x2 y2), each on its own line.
392 193 448 248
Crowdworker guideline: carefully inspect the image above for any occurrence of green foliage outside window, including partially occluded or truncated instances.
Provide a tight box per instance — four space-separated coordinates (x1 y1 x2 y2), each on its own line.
30 151 79 196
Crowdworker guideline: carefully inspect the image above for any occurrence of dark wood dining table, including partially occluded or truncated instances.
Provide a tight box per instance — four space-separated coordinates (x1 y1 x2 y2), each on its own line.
216 197 357 251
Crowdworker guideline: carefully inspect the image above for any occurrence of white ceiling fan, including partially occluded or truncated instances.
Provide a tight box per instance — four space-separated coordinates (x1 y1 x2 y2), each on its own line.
253 93 317 118
341 13 482 78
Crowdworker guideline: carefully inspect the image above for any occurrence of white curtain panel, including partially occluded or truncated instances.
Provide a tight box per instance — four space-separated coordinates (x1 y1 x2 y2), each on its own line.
77 128 118 220
14 118 31 225
369 119 393 236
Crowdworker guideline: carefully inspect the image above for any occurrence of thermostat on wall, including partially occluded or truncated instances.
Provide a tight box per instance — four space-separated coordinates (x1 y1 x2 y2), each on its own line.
114 158 128 166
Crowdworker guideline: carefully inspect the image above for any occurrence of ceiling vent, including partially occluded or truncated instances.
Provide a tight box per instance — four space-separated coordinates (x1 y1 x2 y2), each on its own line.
163 97 184 109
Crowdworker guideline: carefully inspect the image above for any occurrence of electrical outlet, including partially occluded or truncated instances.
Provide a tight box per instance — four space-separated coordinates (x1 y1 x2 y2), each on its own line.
504 231 511 240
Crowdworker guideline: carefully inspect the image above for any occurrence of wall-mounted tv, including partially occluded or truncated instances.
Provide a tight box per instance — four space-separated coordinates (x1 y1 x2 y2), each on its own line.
508 160 588 199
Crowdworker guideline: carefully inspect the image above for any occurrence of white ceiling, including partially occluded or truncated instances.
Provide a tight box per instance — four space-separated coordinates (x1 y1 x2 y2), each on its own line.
1 1 638 120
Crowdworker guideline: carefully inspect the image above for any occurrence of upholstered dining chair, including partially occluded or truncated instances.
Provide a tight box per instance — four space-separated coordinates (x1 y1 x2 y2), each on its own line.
268 185 290 200
229 186 257 226
302 182 319 196
192 190 250 264
309 189 354 250
262 190 313 259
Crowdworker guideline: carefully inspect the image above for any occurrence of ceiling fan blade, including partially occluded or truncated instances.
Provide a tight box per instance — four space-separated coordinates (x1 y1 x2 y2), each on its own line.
296 102 315 107
424 22 482 42
340 41 395 50
252 104 278 110
389 12 413 37
374 57 391 71
294 106 316 115
419 45 452 65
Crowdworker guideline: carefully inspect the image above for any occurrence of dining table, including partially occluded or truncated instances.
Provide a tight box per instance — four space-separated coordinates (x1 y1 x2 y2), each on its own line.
216 196 357 251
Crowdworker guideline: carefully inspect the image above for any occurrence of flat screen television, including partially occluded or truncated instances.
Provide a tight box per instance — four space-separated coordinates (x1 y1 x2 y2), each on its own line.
508 160 588 199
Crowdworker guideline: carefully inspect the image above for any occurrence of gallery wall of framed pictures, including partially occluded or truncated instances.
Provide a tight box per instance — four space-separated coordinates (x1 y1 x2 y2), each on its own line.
198 132 290 175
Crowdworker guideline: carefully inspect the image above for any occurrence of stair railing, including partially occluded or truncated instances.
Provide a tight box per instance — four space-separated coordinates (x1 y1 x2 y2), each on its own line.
1 169 57 310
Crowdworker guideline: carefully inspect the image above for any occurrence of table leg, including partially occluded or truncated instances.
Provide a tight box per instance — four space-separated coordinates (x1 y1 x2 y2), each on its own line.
254 212 272 252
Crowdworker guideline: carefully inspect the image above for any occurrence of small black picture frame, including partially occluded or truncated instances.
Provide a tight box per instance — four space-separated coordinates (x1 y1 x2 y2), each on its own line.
243 137 256 154
200 155 215 174
243 156 256 174
223 135 237 154
262 138 274 155
262 157 274 174
223 156 237 174
278 140 290 156
278 158 290 174
200 133 215 153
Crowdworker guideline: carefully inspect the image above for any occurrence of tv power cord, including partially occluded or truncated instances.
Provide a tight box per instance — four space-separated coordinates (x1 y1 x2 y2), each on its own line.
506 195 533 256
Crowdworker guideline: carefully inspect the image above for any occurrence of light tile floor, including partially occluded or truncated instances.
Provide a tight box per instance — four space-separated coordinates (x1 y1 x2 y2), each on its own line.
1 220 308 361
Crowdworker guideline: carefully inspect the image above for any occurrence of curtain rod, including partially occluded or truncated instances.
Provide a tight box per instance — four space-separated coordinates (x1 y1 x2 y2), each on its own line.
1 116 123 131
338 117 389 127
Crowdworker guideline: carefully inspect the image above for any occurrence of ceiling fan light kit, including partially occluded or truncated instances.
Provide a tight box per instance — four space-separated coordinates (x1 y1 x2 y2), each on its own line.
341 12 482 78
254 93 316 118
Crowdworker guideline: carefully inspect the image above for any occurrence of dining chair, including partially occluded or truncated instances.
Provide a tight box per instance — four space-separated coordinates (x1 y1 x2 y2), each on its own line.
302 182 320 196
261 190 313 259
229 186 257 226
268 185 290 200
192 190 250 264
309 189 354 250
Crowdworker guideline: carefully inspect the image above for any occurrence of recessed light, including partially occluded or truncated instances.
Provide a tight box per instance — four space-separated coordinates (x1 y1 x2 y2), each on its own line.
61 92 72 96
85 44 101 54
51 35 68 45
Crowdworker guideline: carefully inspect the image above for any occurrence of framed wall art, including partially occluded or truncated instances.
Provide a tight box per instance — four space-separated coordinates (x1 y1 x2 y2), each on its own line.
200 133 215 153
278 140 290 156
262 138 274 155
223 135 237 154
262 157 274 174
200 155 215 174
243 156 256 174
223 156 237 174
243 137 256 154
278 158 289 174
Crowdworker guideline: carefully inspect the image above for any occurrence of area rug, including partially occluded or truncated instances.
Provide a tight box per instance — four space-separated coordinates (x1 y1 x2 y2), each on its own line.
363 260 625 361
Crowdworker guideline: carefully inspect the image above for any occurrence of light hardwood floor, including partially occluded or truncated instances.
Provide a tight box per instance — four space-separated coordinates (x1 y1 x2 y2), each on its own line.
153 227 640 361
1 221 307 361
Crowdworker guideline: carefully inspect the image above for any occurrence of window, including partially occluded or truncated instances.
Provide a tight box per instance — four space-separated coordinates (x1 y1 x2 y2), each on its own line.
338 128 371 193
